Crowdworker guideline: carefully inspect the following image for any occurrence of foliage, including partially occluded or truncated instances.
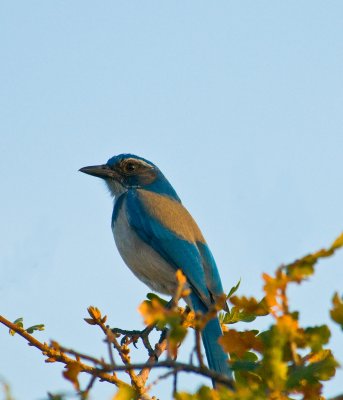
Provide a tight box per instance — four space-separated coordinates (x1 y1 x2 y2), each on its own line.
8 317 45 336
0 233 343 400
330 293 343 331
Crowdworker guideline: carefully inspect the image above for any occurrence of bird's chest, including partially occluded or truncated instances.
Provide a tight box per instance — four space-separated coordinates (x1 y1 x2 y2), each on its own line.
112 203 177 295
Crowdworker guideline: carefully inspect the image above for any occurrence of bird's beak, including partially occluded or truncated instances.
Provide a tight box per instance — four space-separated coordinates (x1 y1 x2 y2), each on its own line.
79 164 117 179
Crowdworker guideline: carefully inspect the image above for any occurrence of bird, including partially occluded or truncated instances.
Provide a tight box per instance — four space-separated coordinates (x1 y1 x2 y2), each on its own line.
79 153 231 380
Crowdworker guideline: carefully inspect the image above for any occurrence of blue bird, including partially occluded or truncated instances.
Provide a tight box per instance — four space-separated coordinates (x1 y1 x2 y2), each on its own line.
80 154 231 380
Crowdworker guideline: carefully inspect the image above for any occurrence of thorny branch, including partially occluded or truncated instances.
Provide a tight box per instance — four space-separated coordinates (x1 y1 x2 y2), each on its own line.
0 270 234 399
0 314 122 387
2 231 343 399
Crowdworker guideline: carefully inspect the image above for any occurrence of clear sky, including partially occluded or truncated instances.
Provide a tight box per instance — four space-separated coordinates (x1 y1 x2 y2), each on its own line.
1 1 343 399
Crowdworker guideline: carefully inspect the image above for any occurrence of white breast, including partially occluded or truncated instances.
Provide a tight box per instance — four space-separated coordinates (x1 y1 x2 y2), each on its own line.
112 200 177 295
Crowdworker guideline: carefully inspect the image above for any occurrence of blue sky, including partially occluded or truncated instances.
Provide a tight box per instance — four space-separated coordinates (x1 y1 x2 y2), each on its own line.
1 1 343 398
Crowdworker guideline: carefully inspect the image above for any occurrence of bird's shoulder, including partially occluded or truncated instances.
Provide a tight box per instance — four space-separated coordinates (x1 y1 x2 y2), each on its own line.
125 189 206 244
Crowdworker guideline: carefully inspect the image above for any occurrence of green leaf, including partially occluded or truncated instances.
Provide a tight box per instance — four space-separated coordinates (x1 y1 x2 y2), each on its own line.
287 350 338 388
285 232 343 282
218 311 226 324
243 351 259 362
227 278 241 299
223 307 239 324
146 292 168 306
231 360 258 372
239 313 258 323
259 326 288 391
222 306 259 325
9 317 23 336
26 324 45 334
286 262 314 282
304 325 330 352
223 307 240 324
169 324 187 343
12 317 23 326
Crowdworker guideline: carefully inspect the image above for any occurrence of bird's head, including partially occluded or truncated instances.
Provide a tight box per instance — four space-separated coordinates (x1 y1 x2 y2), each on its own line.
79 153 180 200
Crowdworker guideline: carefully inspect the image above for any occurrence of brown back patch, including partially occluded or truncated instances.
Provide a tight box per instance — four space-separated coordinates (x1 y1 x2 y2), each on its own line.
138 190 206 244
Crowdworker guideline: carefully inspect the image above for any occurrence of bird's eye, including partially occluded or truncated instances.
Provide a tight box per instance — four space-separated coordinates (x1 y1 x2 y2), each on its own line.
125 162 136 172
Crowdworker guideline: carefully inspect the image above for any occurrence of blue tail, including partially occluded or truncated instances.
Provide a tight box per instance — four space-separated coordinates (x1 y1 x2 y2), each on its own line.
202 317 231 378
190 294 231 383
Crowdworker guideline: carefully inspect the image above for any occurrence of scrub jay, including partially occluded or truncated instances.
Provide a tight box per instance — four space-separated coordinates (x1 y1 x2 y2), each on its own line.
80 154 230 379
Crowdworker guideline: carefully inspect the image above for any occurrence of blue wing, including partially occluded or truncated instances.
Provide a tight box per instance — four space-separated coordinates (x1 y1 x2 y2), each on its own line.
124 189 224 308
197 242 228 309
123 189 231 378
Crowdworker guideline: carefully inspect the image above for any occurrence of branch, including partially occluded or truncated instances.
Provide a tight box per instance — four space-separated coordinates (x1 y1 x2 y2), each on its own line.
0 315 123 388
0 313 234 397
86 307 154 394
101 360 234 388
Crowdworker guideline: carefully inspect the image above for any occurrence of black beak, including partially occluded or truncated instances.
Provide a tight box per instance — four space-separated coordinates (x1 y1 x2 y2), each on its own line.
79 164 115 179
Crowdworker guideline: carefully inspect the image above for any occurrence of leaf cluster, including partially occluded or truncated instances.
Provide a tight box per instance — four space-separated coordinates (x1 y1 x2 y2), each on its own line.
1 234 343 400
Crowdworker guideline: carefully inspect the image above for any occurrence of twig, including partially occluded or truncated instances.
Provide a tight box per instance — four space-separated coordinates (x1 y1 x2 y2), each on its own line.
98 360 234 388
138 328 168 385
106 330 116 368
81 375 97 398
0 315 123 387
173 369 178 398
112 324 157 356
194 329 205 368
89 312 149 395
146 368 178 391
56 344 109 368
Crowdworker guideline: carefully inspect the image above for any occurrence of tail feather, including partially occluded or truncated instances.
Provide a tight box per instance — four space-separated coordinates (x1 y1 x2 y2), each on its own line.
189 294 231 383
202 317 231 378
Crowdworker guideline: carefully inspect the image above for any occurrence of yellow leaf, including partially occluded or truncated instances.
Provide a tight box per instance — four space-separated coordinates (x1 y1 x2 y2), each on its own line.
263 272 288 314
87 306 102 320
176 269 187 285
62 362 81 390
330 292 343 329
45 357 56 363
84 318 97 325
307 349 331 364
331 232 343 250
112 384 136 400
276 315 299 340
50 340 60 350
219 329 262 357
230 296 269 316
183 310 196 328
138 299 166 326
